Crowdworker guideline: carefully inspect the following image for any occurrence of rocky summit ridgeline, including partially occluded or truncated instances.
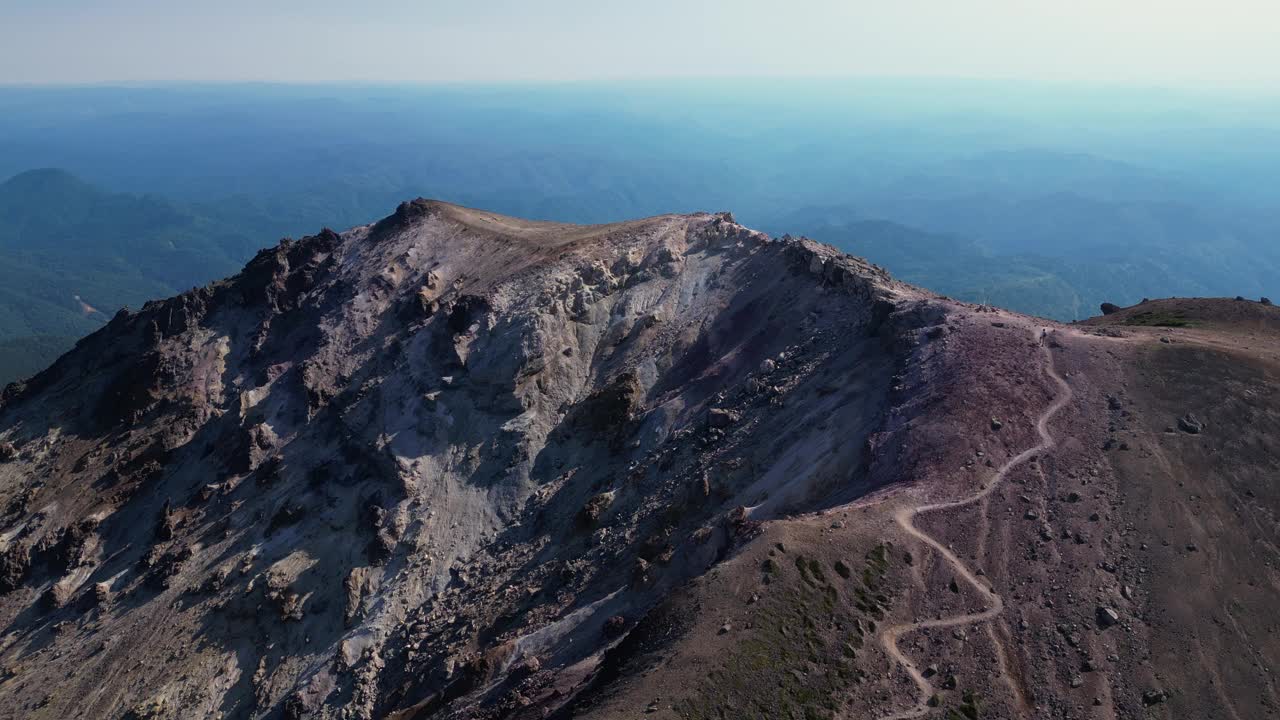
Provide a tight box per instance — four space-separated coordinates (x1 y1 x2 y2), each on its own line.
0 200 932 719
1 200 1277 720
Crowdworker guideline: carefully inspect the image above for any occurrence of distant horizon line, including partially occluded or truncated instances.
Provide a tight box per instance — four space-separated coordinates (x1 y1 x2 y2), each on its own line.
2 74 1279 99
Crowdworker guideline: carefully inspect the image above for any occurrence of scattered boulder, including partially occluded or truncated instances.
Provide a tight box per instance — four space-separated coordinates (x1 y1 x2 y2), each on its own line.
603 615 627 638
145 545 193 590
1096 606 1120 628
1142 689 1168 706
1100 303 1121 315
990 417 1003 431
519 655 542 676
573 371 642 437
408 286 438 319
1261 297 1273 306
93 581 112 606
577 491 616 529
707 408 740 429
265 570 306 621
40 581 75 611
1177 413 1204 434
122 698 168 720
0 442 16 462
276 589 305 621
42 518 101 575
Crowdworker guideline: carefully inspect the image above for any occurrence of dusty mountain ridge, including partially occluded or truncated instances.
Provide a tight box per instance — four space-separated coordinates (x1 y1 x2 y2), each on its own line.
0 201 1276 720
0 201 923 718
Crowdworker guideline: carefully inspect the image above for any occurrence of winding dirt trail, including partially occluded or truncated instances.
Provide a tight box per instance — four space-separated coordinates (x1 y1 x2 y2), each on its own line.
876 332 1073 720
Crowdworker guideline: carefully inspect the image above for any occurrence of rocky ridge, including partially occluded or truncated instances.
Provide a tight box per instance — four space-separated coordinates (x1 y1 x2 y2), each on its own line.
2 202 1275 720
0 201 938 719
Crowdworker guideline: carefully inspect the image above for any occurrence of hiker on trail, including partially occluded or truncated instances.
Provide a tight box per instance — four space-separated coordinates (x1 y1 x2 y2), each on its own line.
1041 328 1048 345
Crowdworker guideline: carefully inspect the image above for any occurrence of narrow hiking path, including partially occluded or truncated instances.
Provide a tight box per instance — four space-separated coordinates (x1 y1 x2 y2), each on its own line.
875 331 1074 720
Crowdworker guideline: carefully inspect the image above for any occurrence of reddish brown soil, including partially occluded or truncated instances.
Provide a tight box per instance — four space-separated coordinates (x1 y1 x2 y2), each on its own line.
574 299 1280 720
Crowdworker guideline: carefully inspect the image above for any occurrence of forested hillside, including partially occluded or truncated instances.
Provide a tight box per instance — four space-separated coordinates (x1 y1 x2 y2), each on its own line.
0 169 268 381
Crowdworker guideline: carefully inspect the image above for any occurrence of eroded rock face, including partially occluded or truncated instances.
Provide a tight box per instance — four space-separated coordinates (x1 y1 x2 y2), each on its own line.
0 201 925 719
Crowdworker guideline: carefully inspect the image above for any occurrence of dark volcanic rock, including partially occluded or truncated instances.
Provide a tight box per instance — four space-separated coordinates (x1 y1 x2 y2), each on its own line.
0 544 31 593
1177 413 1205 434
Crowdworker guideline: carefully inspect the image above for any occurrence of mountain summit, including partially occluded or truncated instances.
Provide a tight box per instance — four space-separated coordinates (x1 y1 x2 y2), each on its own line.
0 201 1275 720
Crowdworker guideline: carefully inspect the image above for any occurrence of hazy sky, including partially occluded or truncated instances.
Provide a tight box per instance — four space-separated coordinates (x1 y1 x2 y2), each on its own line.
3 0 1279 89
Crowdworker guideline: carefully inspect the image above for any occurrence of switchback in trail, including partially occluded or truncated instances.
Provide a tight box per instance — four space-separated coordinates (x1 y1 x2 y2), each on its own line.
876 329 1074 720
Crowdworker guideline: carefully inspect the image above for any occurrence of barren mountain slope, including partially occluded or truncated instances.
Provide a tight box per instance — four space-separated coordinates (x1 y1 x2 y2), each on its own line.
0 201 926 719
579 299 1280 720
0 203 1275 720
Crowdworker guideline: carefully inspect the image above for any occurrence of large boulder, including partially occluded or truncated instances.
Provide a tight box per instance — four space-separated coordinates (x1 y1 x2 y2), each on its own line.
1177 413 1205 434
1097 606 1120 628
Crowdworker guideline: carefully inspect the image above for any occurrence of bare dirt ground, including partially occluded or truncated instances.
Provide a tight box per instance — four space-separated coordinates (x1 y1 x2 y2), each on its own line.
1084 299 1280 720
573 299 1280 720
876 329 1073 720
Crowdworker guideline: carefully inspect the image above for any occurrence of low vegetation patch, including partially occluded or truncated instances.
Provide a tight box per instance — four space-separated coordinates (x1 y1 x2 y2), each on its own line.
1121 310 1193 327
676 542 895 720
946 691 983 719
